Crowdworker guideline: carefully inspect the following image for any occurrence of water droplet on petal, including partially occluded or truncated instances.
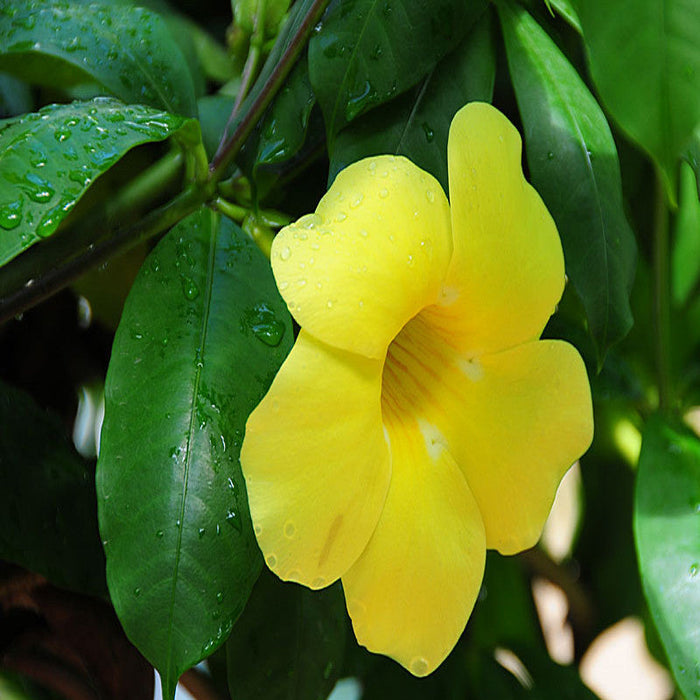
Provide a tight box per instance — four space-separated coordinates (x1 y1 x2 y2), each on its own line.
284 521 296 538
410 657 429 676
379 188 388 199
279 246 291 261
425 189 435 203
266 554 277 568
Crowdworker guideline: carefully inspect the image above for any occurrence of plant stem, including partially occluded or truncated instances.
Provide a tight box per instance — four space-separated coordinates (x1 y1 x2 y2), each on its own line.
654 170 673 412
209 0 330 181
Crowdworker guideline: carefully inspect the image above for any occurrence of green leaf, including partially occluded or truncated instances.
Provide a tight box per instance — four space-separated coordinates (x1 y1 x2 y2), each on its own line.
499 2 636 361
672 162 700 307
226 571 346 700
0 72 31 118
0 380 105 597
308 0 487 141
635 416 700 699
577 0 700 202
238 56 318 198
198 95 235 159
0 0 197 117
0 98 199 267
683 124 700 199
547 0 581 32
329 13 495 190
97 209 293 698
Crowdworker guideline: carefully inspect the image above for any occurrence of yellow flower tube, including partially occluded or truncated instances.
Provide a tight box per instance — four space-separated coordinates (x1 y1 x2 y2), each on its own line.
240 102 594 676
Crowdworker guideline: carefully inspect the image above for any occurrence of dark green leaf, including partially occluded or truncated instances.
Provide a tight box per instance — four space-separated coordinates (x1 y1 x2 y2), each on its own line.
577 0 700 202
672 162 700 307
499 1 636 361
308 0 487 141
97 209 293 698
635 416 700 699
0 380 105 597
683 125 700 200
0 98 199 267
329 14 495 190
469 552 541 652
238 56 318 197
198 95 235 159
0 0 197 117
0 72 31 119
547 0 581 32
226 571 346 700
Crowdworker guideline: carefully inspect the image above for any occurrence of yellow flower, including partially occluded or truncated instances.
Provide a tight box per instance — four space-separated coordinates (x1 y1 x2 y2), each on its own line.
240 102 593 676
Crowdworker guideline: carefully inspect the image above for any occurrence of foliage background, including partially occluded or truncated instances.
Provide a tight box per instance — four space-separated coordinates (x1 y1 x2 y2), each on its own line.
0 0 699 698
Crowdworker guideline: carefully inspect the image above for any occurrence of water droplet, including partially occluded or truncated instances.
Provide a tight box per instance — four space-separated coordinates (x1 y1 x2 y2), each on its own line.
370 44 383 60
254 523 262 536
249 302 286 347
410 657 429 676
327 300 333 309
181 276 199 300
359 229 368 238
379 188 388 199
368 160 377 172
133 587 142 597
284 521 296 538
24 173 54 202
175 519 181 528
0 199 23 230
407 254 414 267
155 529 164 538
422 122 434 142
336 211 347 222
425 189 435 203
266 554 277 568
690 563 699 578
350 194 364 208
279 245 291 261
547 151 555 160
345 80 375 121
54 128 71 142
216 592 224 604
198 527 206 539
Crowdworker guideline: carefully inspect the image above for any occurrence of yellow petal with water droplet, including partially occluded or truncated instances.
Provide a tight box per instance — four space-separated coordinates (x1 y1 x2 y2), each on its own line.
271 156 452 359
342 412 485 677
240 331 390 587
440 102 565 356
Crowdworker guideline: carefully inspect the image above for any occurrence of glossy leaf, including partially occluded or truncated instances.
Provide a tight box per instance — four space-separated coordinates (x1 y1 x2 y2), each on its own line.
97 209 293 699
0 0 197 117
500 2 636 361
635 416 700 699
0 380 105 597
226 571 346 700
547 0 581 32
308 0 487 141
329 14 495 190
0 98 199 267
578 0 700 202
672 162 700 306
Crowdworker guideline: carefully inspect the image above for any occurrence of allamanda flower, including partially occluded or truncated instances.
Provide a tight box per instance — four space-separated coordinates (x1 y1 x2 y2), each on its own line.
240 102 593 676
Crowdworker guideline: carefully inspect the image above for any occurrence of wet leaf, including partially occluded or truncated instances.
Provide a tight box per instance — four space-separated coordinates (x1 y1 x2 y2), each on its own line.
97 208 293 699
308 0 487 141
0 98 199 267
329 14 495 191
500 1 636 361
0 0 197 117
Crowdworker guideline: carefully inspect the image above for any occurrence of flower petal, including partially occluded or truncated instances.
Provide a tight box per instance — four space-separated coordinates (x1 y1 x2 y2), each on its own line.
240 330 391 588
385 309 593 554
440 102 565 356
271 156 453 359
444 339 593 553
341 413 486 677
